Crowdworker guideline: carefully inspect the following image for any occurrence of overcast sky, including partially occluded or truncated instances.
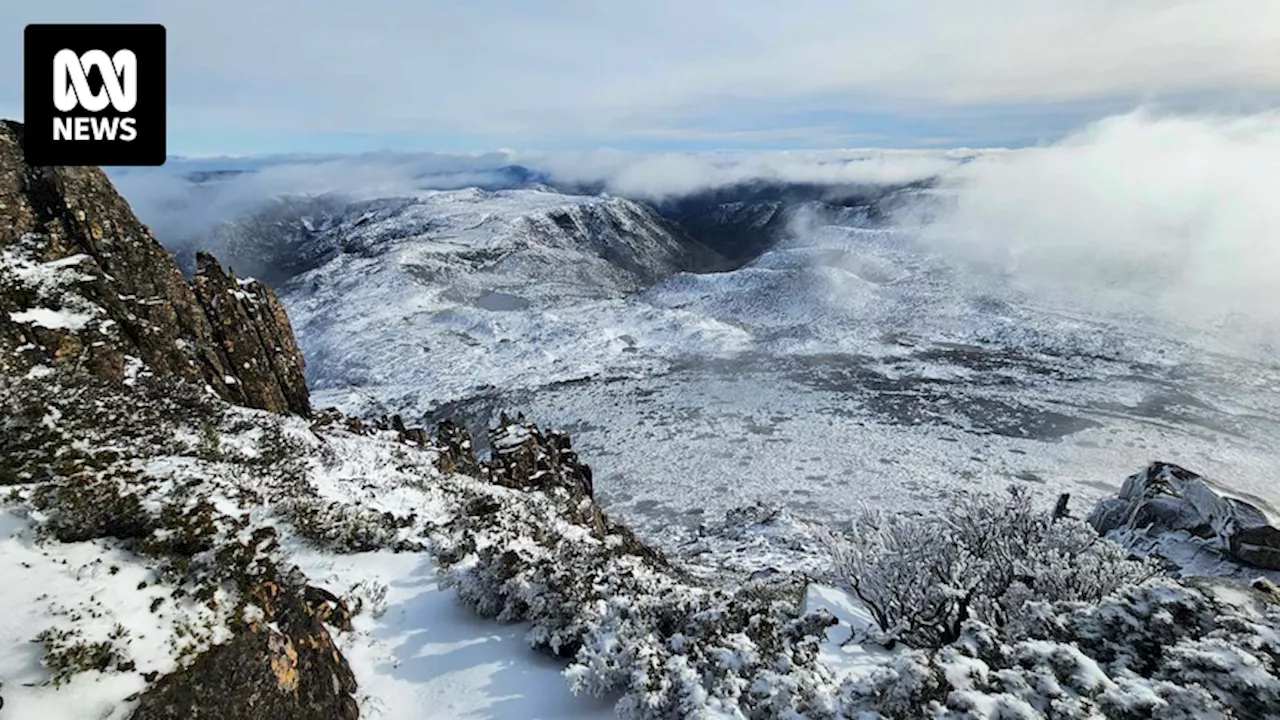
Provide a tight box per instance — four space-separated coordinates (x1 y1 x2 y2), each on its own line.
4 1 1279 155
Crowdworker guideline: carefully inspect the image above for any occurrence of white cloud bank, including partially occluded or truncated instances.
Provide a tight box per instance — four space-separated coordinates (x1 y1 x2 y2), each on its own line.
526 149 973 200
912 111 1280 342
108 110 1280 350
111 146 973 247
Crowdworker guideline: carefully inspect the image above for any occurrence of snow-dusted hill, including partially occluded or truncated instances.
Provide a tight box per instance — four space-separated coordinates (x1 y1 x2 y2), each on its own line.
213 188 723 292
211 187 741 409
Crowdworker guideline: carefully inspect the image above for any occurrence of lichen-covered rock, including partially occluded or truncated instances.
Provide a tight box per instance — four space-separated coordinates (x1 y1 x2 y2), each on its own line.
434 419 481 476
129 580 358 720
0 120 308 415
486 411 594 501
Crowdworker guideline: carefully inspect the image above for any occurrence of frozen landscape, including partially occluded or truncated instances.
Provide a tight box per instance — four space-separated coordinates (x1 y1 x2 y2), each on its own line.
4 111 1280 720
4 0 1280 714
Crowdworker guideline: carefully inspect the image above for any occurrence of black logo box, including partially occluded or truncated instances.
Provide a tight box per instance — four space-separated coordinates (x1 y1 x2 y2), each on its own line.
24 24 166 167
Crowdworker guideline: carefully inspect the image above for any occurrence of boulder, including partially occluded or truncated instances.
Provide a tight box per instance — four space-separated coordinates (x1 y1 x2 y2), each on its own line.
486 412 593 501
1088 461 1280 571
129 580 358 720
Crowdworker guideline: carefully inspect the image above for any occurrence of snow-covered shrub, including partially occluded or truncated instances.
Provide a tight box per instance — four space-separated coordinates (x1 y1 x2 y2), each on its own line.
437 478 845 719
34 624 133 687
844 579 1280 719
820 486 1160 648
281 495 420 552
30 473 155 543
344 580 389 620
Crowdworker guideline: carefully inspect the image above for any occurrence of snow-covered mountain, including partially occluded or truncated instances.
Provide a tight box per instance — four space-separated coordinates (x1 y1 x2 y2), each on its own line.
210 188 726 291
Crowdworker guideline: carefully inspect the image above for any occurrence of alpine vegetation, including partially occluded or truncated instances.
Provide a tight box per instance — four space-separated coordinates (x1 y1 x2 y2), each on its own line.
818 487 1161 649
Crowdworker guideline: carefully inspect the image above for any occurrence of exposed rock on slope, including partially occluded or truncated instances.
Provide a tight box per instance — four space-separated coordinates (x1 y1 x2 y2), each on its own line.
192 251 310 416
130 578 358 720
1089 461 1280 571
0 120 308 415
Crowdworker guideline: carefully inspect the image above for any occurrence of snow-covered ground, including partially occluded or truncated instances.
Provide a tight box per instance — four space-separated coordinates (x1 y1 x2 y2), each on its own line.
293 549 619 720
0 369 891 719
9 156 1280 719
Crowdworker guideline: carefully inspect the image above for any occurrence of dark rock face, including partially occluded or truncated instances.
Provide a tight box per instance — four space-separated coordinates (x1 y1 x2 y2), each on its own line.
1088 461 1280 570
0 120 309 415
129 580 358 720
192 252 310 415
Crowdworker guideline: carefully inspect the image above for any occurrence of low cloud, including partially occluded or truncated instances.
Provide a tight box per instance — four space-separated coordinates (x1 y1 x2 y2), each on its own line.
907 110 1280 346
112 147 963 253
111 152 523 255
113 109 1280 355
526 149 970 201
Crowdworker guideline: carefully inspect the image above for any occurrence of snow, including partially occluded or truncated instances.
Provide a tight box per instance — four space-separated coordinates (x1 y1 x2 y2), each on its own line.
256 186 1280 548
8 169 1279 717
805 584 899 683
9 307 96 331
5 361 1279 718
2 242 106 336
0 511 226 720
5 250 95 288
293 548 618 720
25 364 55 379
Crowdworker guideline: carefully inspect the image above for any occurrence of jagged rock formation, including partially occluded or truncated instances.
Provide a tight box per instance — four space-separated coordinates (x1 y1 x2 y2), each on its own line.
486 411 595 501
1088 461 1280 570
0 120 308 415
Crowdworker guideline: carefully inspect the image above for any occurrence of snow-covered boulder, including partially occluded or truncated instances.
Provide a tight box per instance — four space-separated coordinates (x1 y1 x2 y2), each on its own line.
1088 461 1280 570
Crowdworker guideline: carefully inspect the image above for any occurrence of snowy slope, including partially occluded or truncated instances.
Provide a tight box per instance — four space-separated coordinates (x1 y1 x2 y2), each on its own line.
218 187 719 296
268 188 745 409
0 367 878 719
0 370 623 719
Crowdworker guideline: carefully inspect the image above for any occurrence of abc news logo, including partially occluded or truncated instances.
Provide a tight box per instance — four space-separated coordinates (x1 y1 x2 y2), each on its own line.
24 24 166 166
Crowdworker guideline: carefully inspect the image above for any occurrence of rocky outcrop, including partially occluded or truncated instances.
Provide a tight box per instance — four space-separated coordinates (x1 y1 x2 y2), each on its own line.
0 120 308 415
129 580 358 720
485 411 594 502
1088 461 1280 571
193 252 310 415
